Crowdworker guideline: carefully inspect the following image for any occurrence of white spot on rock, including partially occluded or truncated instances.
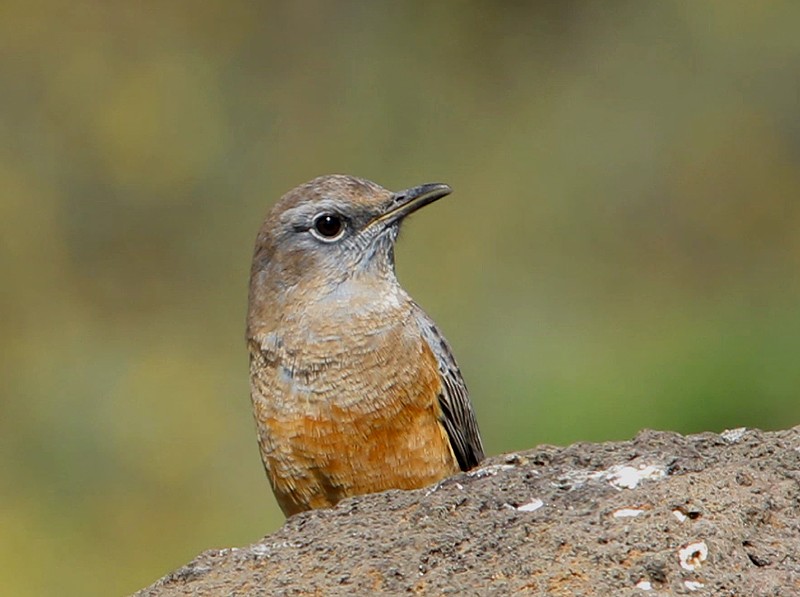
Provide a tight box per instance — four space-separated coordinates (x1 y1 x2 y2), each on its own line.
613 508 645 518
553 462 666 491
607 464 666 490
635 580 652 591
467 463 515 478
517 498 544 512
672 509 688 523
684 580 705 591
250 544 270 557
679 541 708 571
721 427 747 443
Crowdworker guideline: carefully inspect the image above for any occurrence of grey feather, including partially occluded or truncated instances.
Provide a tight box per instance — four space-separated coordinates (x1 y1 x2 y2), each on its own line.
414 304 485 470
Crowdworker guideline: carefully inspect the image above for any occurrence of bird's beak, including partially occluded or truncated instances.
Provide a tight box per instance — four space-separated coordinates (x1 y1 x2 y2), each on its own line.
373 183 453 228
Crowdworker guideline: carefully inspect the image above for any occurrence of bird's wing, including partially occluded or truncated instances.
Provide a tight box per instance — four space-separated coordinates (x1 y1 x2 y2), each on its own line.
414 304 485 471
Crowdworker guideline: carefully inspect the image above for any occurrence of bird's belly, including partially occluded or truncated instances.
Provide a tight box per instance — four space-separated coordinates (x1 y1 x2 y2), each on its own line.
250 330 458 515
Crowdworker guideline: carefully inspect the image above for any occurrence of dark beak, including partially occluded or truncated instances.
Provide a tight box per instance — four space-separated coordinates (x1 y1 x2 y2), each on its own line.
374 183 453 227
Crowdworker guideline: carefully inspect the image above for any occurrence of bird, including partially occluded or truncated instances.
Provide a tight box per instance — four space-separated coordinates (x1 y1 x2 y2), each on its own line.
246 174 484 516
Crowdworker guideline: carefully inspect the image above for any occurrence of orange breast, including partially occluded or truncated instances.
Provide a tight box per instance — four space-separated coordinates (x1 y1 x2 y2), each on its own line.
250 322 458 516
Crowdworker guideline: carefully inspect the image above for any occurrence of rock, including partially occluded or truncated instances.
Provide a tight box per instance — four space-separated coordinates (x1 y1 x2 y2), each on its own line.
134 427 800 596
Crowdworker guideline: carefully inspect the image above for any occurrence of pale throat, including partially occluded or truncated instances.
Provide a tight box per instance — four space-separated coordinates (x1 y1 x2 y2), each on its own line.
257 273 414 359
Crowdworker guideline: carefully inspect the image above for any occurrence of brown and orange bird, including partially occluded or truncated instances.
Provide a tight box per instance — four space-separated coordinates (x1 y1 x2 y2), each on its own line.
246 175 484 516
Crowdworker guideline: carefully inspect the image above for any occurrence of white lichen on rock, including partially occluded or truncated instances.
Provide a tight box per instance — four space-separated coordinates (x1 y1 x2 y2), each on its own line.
679 541 708 571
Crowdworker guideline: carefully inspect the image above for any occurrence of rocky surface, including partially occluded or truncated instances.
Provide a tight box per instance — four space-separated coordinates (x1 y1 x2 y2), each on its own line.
135 427 800 596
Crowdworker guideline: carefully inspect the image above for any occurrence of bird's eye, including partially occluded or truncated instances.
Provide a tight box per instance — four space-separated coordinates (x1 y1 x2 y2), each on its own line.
311 213 345 241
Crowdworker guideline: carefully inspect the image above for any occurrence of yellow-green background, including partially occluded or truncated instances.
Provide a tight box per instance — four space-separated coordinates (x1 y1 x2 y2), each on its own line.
2 2 799 595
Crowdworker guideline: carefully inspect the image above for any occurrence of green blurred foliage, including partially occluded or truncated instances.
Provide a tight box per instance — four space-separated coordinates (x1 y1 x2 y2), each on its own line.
2 1 799 594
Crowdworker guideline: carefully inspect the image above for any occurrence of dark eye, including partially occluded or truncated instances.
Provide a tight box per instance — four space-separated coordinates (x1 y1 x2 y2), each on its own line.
311 213 345 241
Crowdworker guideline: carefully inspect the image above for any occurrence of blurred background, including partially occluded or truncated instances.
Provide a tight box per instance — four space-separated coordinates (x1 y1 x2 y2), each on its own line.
2 1 800 594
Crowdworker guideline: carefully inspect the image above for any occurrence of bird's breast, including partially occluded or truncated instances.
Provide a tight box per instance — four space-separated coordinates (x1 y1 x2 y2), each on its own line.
248 302 458 514
251 300 421 409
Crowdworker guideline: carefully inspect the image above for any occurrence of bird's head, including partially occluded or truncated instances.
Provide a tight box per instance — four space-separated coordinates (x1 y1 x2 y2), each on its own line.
249 174 452 304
